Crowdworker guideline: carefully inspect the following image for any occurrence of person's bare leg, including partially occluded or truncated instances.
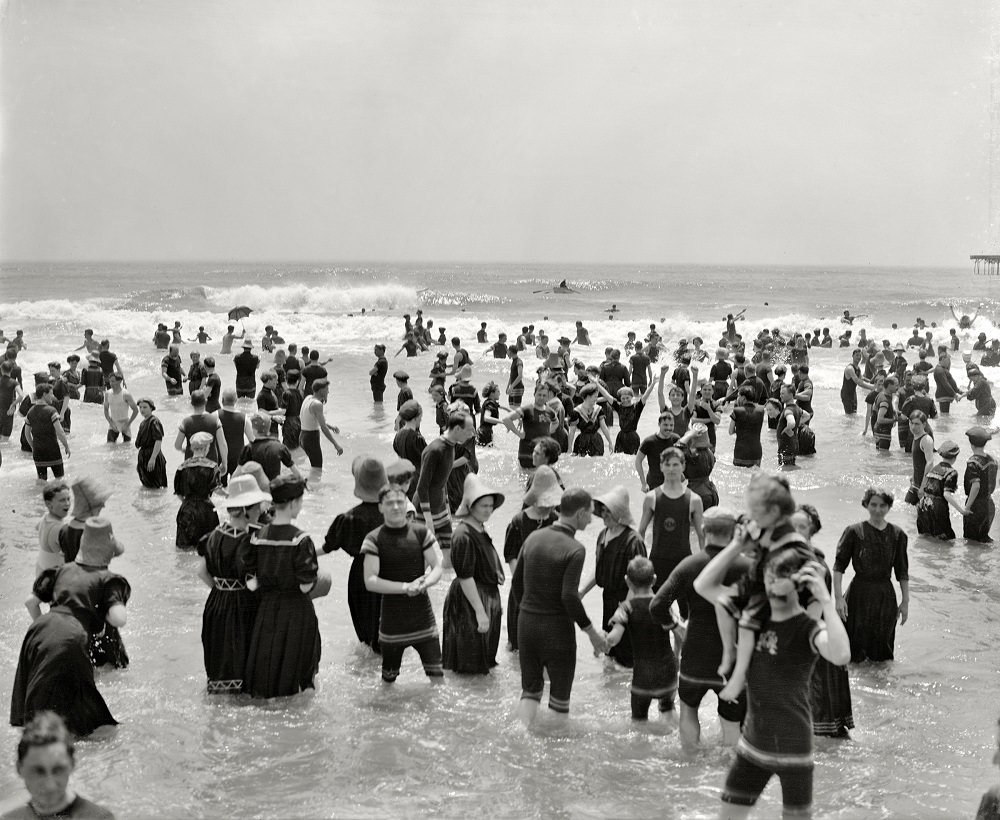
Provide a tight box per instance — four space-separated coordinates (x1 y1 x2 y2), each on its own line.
718 803 753 820
718 627 754 702
719 717 742 747
679 703 702 749
516 698 539 729
715 604 737 677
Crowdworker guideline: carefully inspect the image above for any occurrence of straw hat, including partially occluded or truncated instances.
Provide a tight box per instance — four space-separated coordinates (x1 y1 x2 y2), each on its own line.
223 474 272 508
892 343 905 353
592 486 634 527
523 465 562 508
241 338 253 349
455 473 505 517
71 476 112 519
78 517 121 567
352 456 388 503
457 364 473 381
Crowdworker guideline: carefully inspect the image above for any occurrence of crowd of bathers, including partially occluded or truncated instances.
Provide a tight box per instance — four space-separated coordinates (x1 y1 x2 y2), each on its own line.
1 308 998 819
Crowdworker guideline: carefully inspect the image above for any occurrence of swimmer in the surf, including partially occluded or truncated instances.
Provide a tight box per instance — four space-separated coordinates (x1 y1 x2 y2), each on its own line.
608 303 620 313
950 306 979 329
575 321 592 346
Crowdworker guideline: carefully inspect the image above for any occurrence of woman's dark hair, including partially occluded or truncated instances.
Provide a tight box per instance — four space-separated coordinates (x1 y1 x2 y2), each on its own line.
532 436 561 465
908 409 928 425
862 487 895 509
17 711 74 764
797 503 822 535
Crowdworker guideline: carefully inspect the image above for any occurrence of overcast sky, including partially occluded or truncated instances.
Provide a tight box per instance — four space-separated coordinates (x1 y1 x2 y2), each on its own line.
0 0 993 265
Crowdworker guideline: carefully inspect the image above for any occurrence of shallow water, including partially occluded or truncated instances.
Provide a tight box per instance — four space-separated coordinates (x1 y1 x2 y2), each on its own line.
0 263 998 818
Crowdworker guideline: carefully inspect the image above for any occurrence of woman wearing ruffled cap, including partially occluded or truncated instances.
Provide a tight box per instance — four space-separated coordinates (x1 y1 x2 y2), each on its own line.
243 474 322 697
442 474 506 674
197 475 271 693
504 466 560 650
323 457 388 653
580 486 646 668
11 517 130 736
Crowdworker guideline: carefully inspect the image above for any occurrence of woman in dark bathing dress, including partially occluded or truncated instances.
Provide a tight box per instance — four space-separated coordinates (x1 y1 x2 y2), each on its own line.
197 476 271 693
442 474 506 674
243 475 321 698
834 488 910 663
580 486 647 668
324 457 387 653
173 432 222 549
135 398 168 489
11 517 130 737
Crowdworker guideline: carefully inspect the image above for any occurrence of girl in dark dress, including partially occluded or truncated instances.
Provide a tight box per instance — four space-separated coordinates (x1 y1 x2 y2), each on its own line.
597 381 656 455
11 518 129 737
568 384 612 457
477 381 503 447
834 488 910 663
442 475 506 674
135 398 168 489
791 505 854 738
580 486 647 668
196 476 271 693
243 475 321 698
916 441 962 540
729 384 765 467
504 467 560 650
324 457 387 653
173 432 222 549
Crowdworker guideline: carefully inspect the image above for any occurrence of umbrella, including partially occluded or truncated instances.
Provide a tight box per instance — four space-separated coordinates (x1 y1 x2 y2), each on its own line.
228 306 253 321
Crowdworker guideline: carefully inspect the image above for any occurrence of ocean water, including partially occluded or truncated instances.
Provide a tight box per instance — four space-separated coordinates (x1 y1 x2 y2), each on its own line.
0 261 998 818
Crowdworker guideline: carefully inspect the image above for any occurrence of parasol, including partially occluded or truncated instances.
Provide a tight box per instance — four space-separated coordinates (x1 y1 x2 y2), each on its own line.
228 306 253 321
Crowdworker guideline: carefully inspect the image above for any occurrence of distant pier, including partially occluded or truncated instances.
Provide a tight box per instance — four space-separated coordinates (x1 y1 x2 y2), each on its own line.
971 255 1000 276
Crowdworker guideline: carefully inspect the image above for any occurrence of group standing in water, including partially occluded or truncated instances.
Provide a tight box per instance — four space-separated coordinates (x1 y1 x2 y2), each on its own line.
3 304 999 820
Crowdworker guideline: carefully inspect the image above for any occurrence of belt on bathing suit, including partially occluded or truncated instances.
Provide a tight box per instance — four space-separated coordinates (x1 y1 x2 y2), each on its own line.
213 577 246 591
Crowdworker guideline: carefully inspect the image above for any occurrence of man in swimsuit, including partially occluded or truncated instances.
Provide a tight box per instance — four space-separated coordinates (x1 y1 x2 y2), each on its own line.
299 378 344 469
416 411 474 560
512 488 607 727
103 374 138 443
220 325 244 355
